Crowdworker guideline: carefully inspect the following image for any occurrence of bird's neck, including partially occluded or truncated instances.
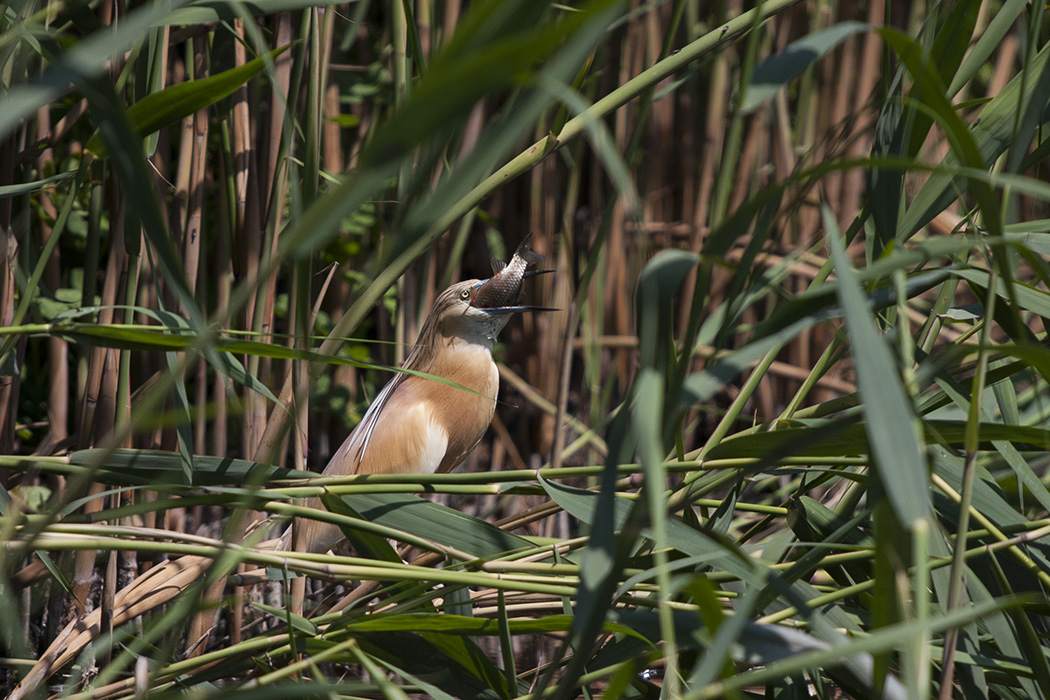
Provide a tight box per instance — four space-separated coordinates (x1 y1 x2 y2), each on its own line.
404 318 500 377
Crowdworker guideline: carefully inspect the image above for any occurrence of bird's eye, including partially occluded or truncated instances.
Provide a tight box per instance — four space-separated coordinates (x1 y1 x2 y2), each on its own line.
459 289 472 301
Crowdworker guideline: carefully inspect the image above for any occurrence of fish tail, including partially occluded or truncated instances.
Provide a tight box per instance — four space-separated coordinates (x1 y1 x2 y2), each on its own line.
514 234 545 267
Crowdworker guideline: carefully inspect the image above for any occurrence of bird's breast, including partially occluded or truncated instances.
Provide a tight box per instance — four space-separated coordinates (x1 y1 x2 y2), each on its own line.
354 341 499 475
426 342 499 472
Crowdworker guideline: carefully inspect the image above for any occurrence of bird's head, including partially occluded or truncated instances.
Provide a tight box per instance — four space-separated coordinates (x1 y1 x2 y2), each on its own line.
428 278 554 346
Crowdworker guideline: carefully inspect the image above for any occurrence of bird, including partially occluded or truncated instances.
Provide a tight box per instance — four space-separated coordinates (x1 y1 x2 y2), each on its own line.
287 240 552 554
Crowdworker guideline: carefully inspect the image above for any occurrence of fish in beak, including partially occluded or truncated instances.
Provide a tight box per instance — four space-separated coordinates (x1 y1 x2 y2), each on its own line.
471 235 556 314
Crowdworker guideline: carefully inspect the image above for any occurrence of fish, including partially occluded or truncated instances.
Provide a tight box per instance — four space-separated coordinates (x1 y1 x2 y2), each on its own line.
471 235 555 313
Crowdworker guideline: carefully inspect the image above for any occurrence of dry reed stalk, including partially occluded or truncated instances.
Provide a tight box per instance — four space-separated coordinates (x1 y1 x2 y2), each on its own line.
320 7 341 174
184 42 208 300
174 116 193 235
180 38 208 541
647 5 672 226
821 36 855 212
840 0 884 228
182 23 255 656
230 18 267 460
70 178 127 617
550 299 578 472
35 106 69 451
10 553 217 700
526 153 558 468
256 15 295 419
988 33 1019 96
678 43 729 335
264 13 294 222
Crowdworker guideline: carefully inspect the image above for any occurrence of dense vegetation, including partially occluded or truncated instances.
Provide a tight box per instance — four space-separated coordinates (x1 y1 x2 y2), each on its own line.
4 0 1050 697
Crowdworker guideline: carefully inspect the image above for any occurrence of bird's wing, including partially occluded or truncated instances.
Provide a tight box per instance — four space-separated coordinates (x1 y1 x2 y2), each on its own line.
327 371 406 474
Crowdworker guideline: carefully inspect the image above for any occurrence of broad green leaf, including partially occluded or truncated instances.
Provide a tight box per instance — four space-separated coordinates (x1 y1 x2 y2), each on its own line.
86 46 290 157
253 602 319 635
323 629 501 700
417 629 511 699
704 419 1050 460
539 477 762 585
741 22 868 113
33 288 86 321
0 170 77 198
318 494 402 564
778 500 874 600
871 500 906 690
68 448 310 485
952 270 1050 321
1005 230 1050 257
332 492 532 559
827 208 931 527
867 0 980 251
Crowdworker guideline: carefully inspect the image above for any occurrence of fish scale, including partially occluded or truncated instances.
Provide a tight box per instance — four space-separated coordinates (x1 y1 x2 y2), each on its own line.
472 236 549 309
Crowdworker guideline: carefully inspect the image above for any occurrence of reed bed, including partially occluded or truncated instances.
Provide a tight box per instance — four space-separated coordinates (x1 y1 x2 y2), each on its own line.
4 0 1050 697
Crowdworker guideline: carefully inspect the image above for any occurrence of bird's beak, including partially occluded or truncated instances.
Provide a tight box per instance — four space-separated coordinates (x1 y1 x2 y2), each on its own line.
480 304 559 315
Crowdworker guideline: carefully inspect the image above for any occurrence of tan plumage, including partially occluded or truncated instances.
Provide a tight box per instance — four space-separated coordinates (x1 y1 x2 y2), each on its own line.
289 278 531 553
